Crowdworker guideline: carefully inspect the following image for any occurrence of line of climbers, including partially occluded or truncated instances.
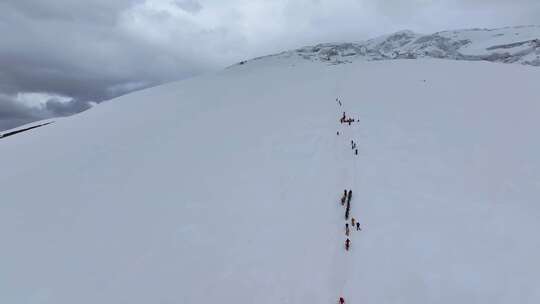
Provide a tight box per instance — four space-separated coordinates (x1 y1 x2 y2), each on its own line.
351 140 358 156
336 97 363 304
340 189 360 251
338 195 361 302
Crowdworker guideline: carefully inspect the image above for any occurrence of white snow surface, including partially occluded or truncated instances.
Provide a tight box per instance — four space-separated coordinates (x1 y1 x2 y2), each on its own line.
1 58 540 303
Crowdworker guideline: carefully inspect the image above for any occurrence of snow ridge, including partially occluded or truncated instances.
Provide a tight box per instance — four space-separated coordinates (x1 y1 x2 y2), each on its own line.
237 25 540 67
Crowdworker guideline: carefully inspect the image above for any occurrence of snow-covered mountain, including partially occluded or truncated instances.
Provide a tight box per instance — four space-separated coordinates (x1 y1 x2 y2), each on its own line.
240 25 540 67
1 27 540 304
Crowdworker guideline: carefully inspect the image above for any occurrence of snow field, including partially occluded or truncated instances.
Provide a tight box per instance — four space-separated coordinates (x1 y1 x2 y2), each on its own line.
1 58 539 303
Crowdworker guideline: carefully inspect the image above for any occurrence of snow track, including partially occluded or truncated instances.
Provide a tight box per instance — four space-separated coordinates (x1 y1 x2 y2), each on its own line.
333 93 364 303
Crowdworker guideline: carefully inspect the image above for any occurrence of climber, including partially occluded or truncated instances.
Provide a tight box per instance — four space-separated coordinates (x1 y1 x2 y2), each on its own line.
351 217 356 227
355 149 358 155
345 238 351 251
356 222 361 231
345 223 350 236
339 297 345 304
347 190 352 205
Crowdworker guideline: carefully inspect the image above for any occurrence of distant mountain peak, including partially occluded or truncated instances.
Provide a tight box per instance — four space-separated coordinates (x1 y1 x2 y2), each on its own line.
237 25 540 67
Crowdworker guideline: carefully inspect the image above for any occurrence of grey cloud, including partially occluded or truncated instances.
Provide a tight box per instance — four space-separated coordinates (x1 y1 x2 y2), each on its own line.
0 93 93 131
0 95 42 120
44 99 93 117
0 0 143 24
369 0 540 32
0 95 45 131
174 0 203 14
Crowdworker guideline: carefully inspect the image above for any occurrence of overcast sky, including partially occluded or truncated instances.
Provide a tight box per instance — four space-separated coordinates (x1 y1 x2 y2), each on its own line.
0 0 538 131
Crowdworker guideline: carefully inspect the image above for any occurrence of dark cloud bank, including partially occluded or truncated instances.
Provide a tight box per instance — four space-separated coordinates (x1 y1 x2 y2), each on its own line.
1 0 538 131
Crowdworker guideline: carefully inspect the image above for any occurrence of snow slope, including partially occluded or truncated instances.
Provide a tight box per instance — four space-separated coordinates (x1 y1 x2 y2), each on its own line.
241 25 540 67
1 58 540 303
